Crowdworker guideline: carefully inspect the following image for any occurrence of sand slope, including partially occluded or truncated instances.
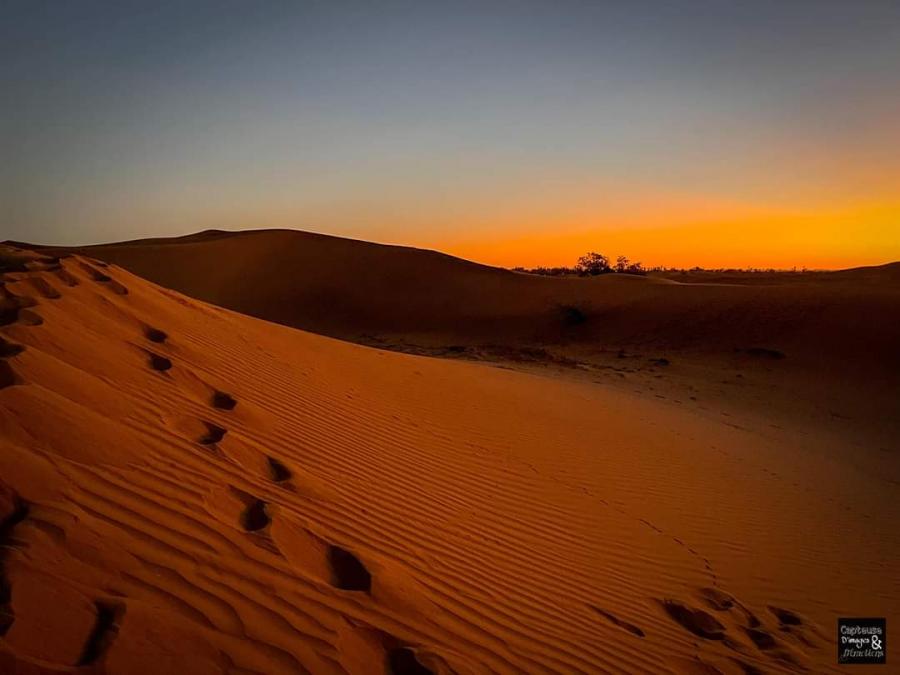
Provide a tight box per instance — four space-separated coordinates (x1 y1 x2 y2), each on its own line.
1 248 897 673
20 229 900 467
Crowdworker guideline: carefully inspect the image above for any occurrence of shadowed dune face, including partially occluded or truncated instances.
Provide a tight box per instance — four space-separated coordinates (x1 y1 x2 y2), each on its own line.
0 246 897 673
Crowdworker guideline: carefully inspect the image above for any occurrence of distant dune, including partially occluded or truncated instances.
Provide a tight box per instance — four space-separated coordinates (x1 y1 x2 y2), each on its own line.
17 229 900 448
18 229 900 371
1 238 898 673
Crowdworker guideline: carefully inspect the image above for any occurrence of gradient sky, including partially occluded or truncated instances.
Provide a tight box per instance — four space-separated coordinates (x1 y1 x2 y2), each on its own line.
2 0 899 269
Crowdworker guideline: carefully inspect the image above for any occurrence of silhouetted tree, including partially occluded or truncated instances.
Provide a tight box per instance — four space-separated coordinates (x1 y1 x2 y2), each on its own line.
512 252 645 276
575 252 611 276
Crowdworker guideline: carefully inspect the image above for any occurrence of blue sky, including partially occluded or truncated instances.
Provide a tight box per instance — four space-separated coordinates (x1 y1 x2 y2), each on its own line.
3 1 899 267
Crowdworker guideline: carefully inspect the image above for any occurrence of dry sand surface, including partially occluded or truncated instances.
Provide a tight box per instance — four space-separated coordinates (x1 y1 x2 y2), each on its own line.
27 229 900 458
0 238 898 673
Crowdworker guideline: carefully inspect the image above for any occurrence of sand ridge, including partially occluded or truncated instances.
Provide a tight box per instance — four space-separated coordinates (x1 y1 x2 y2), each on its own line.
0 247 897 673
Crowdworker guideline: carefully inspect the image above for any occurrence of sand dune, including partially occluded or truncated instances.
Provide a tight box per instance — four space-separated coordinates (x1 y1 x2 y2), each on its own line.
1 242 897 673
20 231 900 368
21 229 900 458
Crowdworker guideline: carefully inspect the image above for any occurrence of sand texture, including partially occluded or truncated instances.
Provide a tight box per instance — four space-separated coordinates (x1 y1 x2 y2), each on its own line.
0 241 897 673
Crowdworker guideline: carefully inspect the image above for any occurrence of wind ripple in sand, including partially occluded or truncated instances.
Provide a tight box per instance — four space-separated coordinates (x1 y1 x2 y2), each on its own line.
0 249 891 673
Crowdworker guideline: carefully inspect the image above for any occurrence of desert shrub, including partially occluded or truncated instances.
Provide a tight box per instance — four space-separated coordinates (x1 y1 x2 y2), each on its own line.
615 256 646 275
575 252 611 276
513 252 644 276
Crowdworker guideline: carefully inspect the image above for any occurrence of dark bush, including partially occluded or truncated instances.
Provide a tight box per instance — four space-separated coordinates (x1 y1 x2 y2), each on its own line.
575 252 611 276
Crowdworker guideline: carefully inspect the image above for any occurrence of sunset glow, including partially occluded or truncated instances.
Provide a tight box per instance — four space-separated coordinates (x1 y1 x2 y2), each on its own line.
3 1 899 269
2 4 899 671
438 201 900 270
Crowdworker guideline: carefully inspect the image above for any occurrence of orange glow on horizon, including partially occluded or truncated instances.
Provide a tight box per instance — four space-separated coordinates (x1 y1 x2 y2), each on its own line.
425 202 900 271
76 182 899 272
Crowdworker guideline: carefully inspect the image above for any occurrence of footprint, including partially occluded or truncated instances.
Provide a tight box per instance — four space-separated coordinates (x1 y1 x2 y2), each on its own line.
697 587 735 611
696 587 760 628
25 277 61 300
767 605 824 650
0 487 28 536
76 601 125 666
240 498 270 532
17 309 43 326
0 361 22 390
78 262 112 282
588 604 645 637
335 621 440 675
211 390 237 410
144 327 168 344
0 488 28 636
79 262 128 295
0 290 43 326
267 457 292 483
105 279 129 295
0 337 24 358
0 254 29 274
198 422 227 446
146 352 172 372
660 599 726 640
54 268 80 287
328 546 371 592
165 415 228 453
388 647 435 675
768 606 802 626
744 627 778 650
0 304 16 327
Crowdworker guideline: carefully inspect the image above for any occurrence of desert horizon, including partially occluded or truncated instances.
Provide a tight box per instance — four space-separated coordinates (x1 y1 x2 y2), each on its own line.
3 1 898 673
14 226 900 275
9 226 900 275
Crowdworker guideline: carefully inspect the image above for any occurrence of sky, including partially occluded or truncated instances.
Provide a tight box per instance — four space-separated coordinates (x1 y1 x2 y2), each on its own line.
2 0 899 269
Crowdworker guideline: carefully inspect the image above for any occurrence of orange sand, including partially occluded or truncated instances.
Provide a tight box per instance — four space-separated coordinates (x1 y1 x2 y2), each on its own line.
1 238 898 673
